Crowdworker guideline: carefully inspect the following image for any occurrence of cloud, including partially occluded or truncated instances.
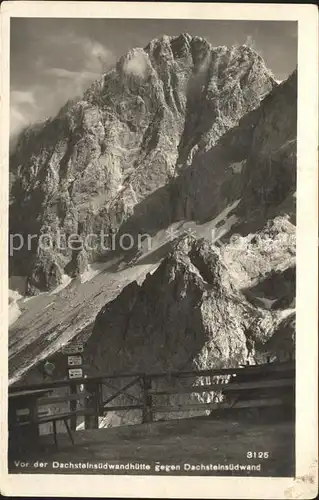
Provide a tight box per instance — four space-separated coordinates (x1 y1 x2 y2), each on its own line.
10 89 38 136
47 32 115 74
10 33 115 137
81 38 115 74
89 41 112 67
42 67 103 113
45 68 100 80
244 35 255 48
123 51 149 78
11 90 36 107
10 108 28 135
39 34 116 108
243 34 264 58
198 51 211 74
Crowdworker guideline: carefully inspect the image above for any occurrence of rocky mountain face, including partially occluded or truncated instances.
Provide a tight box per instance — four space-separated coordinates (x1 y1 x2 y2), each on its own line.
81 52 296 425
80 219 294 425
9 34 296 426
10 34 276 294
87 223 295 376
119 69 296 244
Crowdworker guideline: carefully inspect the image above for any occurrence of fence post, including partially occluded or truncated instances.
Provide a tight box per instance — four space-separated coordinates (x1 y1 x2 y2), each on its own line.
69 382 77 431
84 381 100 429
142 375 153 423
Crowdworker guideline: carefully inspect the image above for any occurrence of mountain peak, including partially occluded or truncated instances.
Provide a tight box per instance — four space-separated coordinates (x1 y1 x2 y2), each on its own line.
10 32 278 293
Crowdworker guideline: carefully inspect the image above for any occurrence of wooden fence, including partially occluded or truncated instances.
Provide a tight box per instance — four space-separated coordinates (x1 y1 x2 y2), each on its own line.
9 360 295 433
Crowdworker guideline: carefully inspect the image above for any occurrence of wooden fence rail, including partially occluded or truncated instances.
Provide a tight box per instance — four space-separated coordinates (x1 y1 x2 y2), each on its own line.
148 378 294 396
9 360 295 392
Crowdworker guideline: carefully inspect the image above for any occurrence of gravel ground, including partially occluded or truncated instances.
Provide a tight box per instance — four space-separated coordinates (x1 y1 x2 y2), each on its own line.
9 416 295 477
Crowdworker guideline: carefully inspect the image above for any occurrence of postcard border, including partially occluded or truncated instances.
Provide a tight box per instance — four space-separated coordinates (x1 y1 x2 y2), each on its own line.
1 2 318 498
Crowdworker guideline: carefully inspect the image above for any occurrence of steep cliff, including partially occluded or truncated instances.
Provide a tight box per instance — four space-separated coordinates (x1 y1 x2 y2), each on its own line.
9 35 276 294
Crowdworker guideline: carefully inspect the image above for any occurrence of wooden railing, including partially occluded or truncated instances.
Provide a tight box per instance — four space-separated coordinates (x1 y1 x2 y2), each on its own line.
9 360 295 432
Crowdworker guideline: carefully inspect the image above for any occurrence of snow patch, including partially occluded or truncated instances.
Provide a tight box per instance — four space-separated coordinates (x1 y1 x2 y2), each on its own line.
23 294 44 303
256 297 278 310
277 308 295 320
44 302 55 310
9 288 23 303
132 200 241 265
80 263 109 283
123 51 149 79
9 277 26 325
181 199 241 243
9 300 21 325
49 274 72 295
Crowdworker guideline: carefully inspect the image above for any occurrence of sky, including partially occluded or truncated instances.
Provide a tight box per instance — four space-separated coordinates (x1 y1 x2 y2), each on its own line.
10 18 297 138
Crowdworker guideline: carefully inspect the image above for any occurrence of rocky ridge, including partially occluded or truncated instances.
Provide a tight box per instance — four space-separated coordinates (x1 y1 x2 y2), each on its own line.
9 34 276 294
87 229 295 374
81 226 294 425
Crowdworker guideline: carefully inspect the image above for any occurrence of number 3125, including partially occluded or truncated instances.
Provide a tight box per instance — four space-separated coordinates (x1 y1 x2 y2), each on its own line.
247 451 269 459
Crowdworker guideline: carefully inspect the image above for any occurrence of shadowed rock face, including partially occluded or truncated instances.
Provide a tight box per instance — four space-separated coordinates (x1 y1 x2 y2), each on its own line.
80 229 294 425
86 223 295 378
10 35 276 294
169 69 296 232
114 69 296 248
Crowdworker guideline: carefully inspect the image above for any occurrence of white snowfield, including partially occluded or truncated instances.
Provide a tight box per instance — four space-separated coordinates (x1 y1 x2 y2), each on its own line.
8 256 160 385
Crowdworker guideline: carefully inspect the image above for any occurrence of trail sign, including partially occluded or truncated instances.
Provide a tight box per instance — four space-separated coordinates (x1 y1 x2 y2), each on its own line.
68 355 83 366
38 407 51 417
68 368 83 379
61 343 84 355
16 408 30 417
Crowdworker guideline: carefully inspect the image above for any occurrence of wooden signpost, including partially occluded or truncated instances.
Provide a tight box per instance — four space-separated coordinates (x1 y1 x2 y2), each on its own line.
67 355 83 366
60 341 99 431
61 344 84 355
68 368 83 379
61 342 85 430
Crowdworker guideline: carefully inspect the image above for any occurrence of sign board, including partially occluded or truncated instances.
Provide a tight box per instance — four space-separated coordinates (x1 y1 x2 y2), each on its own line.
68 368 83 379
38 407 51 417
16 408 30 417
68 355 83 366
61 343 84 355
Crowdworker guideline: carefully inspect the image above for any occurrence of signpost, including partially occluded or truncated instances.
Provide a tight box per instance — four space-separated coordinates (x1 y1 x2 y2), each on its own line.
61 344 84 355
68 355 83 366
61 341 98 430
68 368 83 379
16 408 30 418
38 407 51 418
60 342 85 430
